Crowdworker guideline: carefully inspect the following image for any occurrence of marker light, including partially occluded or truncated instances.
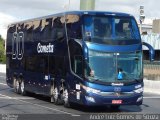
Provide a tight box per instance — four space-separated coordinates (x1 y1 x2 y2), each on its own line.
134 87 143 93
85 96 95 103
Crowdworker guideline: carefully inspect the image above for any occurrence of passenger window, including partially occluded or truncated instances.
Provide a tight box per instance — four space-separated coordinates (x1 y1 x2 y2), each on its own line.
41 19 52 41
55 56 66 77
33 20 41 41
51 17 65 42
26 56 48 73
7 26 15 46
74 56 83 77
66 15 82 39
49 56 56 75
69 40 84 77
24 21 33 41
26 57 35 71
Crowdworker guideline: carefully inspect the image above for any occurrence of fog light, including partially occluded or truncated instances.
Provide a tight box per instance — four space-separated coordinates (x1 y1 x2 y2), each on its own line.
85 96 95 103
137 96 143 102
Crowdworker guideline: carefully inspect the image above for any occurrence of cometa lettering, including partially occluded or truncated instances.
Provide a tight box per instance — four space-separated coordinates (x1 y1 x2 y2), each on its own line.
37 43 54 53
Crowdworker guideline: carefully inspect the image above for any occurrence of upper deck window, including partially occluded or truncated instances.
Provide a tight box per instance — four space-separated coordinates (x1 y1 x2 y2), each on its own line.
83 15 141 45
66 14 82 40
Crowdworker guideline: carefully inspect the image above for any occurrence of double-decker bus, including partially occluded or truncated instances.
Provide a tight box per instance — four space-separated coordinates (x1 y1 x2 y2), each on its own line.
6 11 154 108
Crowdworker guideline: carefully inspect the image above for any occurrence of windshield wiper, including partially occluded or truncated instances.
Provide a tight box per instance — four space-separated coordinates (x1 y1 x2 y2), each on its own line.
134 79 141 83
89 77 101 82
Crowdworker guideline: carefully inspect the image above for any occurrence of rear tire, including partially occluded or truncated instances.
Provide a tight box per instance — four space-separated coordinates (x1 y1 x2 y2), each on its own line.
53 87 62 105
14 78 20 94
50 85 55 103
20 80 26 96
63 88 71 108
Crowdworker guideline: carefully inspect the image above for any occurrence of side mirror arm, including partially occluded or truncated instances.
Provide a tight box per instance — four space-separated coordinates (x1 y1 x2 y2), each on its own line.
142 42 155 62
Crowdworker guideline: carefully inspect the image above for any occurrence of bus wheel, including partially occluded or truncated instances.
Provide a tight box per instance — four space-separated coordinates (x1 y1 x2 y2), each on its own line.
20 80 26 96
53 87 61 105
14 78 19 93
50 85 55 103
63 88 70 108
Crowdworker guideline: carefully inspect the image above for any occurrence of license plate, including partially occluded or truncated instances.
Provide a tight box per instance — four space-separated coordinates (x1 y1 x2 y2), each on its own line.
112 100 122 104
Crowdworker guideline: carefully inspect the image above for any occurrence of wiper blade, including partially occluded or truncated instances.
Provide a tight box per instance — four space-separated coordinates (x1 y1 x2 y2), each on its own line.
91 78 100 82
88 77 100 82
134 79 141 83
92 78 100 82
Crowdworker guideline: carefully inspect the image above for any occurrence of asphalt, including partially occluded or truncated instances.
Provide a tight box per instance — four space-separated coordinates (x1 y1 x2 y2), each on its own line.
0 73 160 120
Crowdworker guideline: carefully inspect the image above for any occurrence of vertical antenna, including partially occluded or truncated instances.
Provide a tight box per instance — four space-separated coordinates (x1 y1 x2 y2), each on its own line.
68 0 70 11
63 0 70 11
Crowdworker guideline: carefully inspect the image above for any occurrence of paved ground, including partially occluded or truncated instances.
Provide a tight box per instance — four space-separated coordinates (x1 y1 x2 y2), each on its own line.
0 73 160 120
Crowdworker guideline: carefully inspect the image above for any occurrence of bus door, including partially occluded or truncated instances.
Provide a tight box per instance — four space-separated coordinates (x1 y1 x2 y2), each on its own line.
68 40 84 101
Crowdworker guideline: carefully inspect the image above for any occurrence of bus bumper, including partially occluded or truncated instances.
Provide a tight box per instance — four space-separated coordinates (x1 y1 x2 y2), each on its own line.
81 92 143 106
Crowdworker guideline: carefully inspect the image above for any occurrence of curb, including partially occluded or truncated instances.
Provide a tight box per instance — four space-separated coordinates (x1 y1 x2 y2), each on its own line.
0 64 6 73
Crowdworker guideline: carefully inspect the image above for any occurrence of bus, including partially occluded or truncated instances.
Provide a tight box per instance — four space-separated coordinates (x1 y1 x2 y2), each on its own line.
6 11 154 108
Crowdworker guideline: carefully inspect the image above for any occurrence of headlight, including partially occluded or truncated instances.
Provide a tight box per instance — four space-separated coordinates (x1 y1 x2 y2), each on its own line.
82 85 100 94
134 87 143 93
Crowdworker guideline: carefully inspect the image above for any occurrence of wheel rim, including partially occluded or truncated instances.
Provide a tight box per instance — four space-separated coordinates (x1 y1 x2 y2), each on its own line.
16 80 19 90
21 81 24 93
53 87 58 100
63 89 68 104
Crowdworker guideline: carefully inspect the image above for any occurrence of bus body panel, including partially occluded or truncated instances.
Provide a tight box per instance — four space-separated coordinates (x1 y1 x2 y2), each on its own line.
6 11 145 107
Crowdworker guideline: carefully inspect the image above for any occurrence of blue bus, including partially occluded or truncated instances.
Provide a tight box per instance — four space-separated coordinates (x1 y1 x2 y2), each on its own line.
6 11 154 108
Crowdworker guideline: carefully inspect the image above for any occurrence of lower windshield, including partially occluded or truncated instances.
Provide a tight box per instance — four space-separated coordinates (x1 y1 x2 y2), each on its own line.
85 50 142 82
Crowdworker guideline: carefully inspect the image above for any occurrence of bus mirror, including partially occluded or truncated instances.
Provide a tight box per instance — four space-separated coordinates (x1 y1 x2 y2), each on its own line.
142 42 155 62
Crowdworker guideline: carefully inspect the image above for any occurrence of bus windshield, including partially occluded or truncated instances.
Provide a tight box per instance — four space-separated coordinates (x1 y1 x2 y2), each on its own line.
85 50 143 83
83 15 141 45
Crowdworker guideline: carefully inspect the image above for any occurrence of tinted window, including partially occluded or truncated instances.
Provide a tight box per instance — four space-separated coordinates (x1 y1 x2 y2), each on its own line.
24 22 33 41
26 56 48 73
51 17 65 42
66 15 82 39
55 56 66 76
84 15 141 45
69 40 84 77
33 20 41 41
49 56 56 75
7 25 16 46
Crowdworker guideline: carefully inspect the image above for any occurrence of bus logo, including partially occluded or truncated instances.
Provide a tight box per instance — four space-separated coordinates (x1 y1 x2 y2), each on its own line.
114 87 121 92
37 43 54 53
12 32 24 60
